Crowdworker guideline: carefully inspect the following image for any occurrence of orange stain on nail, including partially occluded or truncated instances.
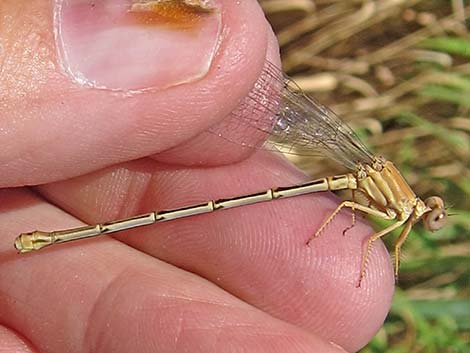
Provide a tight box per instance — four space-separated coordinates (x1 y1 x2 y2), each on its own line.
127 0 216 29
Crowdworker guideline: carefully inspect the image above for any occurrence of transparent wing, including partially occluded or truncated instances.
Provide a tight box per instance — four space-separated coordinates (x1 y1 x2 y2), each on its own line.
209 61 374 170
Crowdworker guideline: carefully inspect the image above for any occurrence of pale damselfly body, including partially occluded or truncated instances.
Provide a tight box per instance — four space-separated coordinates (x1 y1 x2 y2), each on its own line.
14 62 448 286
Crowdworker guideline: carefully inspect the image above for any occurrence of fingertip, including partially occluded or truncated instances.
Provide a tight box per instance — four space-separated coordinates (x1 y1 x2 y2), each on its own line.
0 0 271 187
272 207 394 352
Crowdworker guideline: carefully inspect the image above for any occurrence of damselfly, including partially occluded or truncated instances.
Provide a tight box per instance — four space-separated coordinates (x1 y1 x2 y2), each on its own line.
14 62 447 286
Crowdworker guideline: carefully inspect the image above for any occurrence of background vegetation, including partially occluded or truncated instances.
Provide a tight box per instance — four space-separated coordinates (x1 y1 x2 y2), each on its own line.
259 1 470 352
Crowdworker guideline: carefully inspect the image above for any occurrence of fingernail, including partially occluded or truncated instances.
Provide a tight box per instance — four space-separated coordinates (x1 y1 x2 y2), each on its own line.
54 0 222 91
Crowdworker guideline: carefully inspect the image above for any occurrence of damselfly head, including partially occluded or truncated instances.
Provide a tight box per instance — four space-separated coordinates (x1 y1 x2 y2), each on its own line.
423 196 447 231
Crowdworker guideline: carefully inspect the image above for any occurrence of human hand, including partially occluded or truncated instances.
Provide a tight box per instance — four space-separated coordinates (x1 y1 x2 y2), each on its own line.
0 1 394 352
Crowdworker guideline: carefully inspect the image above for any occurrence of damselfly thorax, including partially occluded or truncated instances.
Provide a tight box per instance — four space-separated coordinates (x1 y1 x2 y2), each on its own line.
13 62 447 286
309 157 446 285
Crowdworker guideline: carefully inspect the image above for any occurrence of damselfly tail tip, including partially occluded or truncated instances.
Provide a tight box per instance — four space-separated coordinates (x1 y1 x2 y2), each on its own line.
14 231 53 253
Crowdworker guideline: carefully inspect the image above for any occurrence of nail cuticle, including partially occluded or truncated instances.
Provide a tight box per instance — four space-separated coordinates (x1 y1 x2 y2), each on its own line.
54 0 222 93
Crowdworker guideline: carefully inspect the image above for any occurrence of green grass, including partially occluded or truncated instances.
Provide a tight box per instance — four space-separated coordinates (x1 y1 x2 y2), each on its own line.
362 291 469 353
421 37 470 57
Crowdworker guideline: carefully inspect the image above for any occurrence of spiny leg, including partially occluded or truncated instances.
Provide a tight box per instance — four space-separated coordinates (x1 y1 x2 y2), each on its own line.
307 201 349 245
307 201 391 245
342 191 357 236
393 221 413 282
357 220 406 288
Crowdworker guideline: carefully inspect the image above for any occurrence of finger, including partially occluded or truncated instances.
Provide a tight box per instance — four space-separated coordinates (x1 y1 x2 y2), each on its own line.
36 151 395 352
0 189 348 353
0 0 272 187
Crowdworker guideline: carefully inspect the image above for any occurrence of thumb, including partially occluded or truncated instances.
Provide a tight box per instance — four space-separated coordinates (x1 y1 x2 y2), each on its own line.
0 0 271 187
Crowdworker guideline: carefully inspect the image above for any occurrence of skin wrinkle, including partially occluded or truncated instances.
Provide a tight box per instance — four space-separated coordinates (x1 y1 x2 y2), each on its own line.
175 312 293 353
82 247 327 353
84 267 240 352
121 167 156 214
82 266 141 353
172 309 185 348
174 307 220 352
108 164 155 221
213 329 309 353
0 288 30 321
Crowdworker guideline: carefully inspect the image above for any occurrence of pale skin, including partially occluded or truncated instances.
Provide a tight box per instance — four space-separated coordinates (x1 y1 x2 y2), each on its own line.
0 1 395 352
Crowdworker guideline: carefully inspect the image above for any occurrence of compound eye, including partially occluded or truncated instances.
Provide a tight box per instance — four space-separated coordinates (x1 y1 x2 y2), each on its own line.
423 208 447 231
424 196 445 209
